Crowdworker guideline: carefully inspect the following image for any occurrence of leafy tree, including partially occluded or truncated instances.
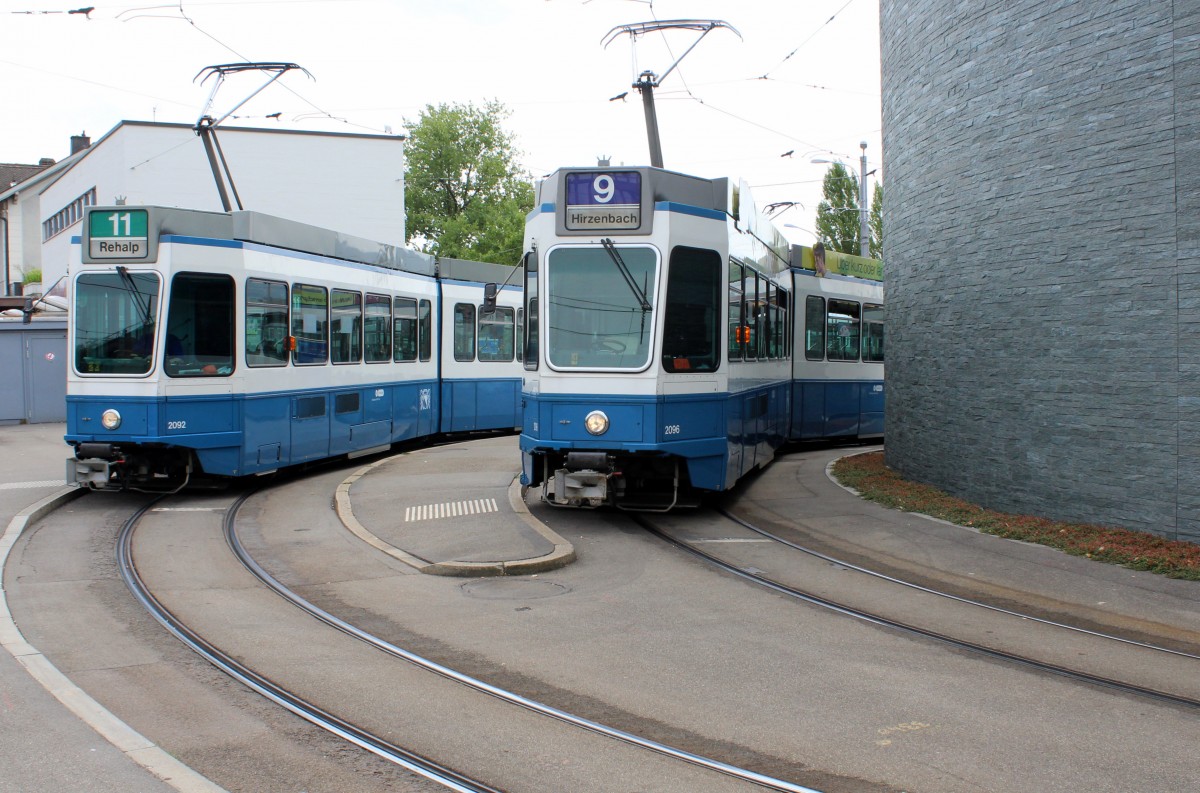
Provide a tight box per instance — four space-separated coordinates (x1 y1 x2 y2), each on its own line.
404 100 534 263
814 162 861 256
814 163 884 260
869 182 883 260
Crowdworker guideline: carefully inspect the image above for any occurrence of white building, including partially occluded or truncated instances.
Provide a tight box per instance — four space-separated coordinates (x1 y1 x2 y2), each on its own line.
1 121 407 295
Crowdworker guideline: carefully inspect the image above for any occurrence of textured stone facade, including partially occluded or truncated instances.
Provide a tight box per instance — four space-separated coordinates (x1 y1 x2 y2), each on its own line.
880 0 1200 541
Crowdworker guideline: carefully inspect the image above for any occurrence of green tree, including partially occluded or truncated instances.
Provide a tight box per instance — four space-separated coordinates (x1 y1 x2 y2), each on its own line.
814 162 861 256
869 182 883 260
404 100 534 263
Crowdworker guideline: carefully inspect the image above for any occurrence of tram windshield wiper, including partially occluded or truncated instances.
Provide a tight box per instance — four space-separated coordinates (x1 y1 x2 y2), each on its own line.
600 238 652 313
116 265 152 326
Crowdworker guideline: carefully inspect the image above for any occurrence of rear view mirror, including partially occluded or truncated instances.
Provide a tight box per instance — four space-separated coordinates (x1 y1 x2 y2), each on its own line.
482 283 498 315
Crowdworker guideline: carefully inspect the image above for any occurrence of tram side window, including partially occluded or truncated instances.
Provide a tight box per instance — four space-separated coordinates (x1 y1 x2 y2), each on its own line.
418 299 432 361
74 271 160 375
516 308 524 363
754 273 768 360
394 298 418 362
479 305 515 362
331 290 362 364
165 272 234 377
292 283 328 365
765 281 778 359
827 299 861 362
776 287 790 359
364 293 391 363
246 279 288 368
728 261 744 362
662 246 721 373
523 251 538 371
805 296 825 361
454 303 476 362
863 303 885 363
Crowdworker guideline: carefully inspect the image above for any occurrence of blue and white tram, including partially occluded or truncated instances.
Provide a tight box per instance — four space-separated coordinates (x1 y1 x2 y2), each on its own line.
518 167 799 509
65 206 522 491
788 244 885 441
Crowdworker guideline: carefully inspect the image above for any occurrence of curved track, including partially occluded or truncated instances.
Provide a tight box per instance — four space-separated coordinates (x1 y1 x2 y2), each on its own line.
636 507 1200 711
115 484 825 793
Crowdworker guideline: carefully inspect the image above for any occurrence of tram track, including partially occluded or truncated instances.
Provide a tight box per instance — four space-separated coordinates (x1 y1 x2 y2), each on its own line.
635 508 1200 712
114 479 829 793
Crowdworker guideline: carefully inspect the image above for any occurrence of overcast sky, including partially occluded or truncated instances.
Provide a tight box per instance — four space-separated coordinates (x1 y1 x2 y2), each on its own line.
2 0 881 242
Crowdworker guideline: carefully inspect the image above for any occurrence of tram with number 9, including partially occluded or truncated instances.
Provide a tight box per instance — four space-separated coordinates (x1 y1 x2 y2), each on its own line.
66 206 523 491
517 166 883 509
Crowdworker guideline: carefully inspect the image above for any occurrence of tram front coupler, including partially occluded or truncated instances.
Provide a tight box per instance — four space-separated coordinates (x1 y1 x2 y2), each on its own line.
544 451 616 508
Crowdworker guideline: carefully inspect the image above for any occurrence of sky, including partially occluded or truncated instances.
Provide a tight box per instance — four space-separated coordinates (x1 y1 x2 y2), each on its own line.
1 0 882 244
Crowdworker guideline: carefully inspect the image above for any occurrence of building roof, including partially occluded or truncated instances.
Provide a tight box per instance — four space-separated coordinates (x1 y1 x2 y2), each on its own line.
0 162 52 190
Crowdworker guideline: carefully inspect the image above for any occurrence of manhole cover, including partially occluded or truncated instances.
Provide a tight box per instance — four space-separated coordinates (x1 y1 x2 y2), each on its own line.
461 579 571 600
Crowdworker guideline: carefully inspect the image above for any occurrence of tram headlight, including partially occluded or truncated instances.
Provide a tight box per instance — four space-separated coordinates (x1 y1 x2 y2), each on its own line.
100 409 122 431
584 410 609 436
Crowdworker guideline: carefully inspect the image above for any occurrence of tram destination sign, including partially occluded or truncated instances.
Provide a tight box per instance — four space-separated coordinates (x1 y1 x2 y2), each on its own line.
564 171 642 231
88 209 149 259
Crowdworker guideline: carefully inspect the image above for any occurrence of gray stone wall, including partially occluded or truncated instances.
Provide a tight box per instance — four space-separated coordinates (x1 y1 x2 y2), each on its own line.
880 0 1200 542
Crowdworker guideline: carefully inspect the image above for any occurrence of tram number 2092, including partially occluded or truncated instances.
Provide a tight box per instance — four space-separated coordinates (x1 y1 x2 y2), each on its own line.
167 420 187 430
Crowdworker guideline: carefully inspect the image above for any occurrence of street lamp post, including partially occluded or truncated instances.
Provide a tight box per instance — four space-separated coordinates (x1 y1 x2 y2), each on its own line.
858 141 869 259
812 142 872 258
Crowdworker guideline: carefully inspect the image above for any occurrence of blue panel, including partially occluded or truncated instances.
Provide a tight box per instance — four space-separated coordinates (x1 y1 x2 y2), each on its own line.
823 381 861 437
243 394 291 472
658 395 722 442
550 401 647 442
66 396 153 440
290 394 329 463
196 446 242 476
162 395 238 435
474 379 520 431
350 419 391 448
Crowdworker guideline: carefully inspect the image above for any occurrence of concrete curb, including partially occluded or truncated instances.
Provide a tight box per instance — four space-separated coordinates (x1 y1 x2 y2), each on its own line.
0 487 228 793
335 452 575 577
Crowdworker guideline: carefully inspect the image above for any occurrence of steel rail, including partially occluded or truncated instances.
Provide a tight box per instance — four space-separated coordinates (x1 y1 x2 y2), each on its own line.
222 490 824 793
116 493 501 793
637 516 1200 712
720 507 1200 661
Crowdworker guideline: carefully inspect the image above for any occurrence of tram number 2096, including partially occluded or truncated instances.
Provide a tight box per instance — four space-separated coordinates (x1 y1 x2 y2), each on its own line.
663 424 682 436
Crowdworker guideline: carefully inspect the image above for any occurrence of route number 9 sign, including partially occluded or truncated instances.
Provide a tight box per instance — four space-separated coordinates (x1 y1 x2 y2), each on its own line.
564 171 642 231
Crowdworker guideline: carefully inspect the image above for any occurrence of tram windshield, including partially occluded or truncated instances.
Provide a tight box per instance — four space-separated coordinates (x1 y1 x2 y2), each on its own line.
546 245 657 369
73 270 160 375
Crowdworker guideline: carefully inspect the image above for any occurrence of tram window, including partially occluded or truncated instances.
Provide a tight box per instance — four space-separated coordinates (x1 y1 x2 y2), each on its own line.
418 299 432 361
523 251 538 370
246 278 288 368
364 293 391 363
516 308 524 363
330 290 362 364
454 303 476 362
863 303 885 362
394 298 418 362
728 261 744 361
662 246 721 373
805 296 825 361
827 299 861 362
753 273 768 360
292 283 328 365
765 281 778 359
165 272 234 377
777 287 791 359
478 305 514 362
74 271 160 376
